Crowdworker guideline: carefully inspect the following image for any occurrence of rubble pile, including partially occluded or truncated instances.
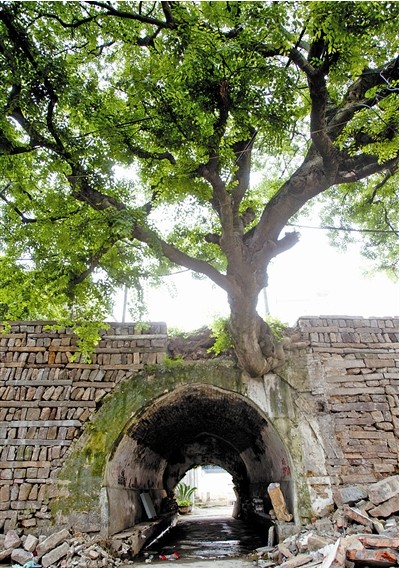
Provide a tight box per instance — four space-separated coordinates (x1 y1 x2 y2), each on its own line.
0 476 398 567
0 528 133 568
253 475 399 568
253 513 398 568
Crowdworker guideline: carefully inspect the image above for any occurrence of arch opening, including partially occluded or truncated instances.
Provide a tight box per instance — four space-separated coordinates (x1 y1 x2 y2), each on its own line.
178 464 236 515
103 383 295 536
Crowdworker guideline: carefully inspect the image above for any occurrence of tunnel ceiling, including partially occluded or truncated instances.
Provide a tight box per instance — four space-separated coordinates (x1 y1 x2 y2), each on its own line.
127 384 267 459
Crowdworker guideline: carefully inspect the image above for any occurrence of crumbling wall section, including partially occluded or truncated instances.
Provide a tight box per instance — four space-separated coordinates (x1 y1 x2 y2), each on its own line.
295 316 399 505
0 321 167 532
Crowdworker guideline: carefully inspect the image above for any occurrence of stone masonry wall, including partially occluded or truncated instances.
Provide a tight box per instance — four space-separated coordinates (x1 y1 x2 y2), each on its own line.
0 321 167 532
296 316 398 505
0 316 398 534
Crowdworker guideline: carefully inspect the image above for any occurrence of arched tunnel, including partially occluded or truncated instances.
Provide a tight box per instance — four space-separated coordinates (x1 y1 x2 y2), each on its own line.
103 383 295 537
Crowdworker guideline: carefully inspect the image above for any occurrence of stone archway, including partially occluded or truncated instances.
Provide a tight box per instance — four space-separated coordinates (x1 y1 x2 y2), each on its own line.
103 383 295 536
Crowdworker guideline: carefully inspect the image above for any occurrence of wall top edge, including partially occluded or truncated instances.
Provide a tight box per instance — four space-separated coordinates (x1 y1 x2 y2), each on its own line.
297 315 398 321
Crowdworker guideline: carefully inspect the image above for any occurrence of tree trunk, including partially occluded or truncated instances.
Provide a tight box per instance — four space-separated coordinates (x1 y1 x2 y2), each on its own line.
227 271 281 378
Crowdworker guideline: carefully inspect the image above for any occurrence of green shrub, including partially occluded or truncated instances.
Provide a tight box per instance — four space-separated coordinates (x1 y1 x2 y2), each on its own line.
208 317 234 356
265 315 287 341
175 482 197 506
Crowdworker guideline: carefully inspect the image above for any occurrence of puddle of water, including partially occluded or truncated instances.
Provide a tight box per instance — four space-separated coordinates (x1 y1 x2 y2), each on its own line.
143 514 267 561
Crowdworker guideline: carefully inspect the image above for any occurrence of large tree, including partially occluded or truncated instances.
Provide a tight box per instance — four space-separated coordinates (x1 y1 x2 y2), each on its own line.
0 1 398 377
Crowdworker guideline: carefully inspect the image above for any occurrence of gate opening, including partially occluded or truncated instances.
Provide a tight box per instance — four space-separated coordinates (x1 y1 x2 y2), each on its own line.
103 383 295 537
176 465 236 517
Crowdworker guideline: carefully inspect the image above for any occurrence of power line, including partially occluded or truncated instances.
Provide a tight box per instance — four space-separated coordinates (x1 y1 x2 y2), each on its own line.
286 222 397 235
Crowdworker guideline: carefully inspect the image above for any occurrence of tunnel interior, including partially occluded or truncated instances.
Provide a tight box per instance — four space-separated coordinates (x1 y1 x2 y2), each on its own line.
103 384 295 536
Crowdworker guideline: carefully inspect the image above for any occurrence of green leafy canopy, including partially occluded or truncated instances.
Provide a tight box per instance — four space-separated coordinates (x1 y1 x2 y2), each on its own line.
0 1 397 364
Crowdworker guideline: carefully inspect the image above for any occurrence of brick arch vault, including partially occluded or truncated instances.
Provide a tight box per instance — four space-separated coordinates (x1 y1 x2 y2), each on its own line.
52 360 315 539
103 383 298 536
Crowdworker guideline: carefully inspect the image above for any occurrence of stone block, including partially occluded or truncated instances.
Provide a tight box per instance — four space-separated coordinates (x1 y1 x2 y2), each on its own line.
280 554 313 568
36 527 70 558
21 518 37 528
358 535 399 549
41 541 70 567
337 485 368 504
18 482 32 501
268 483 293 522
0 484 10 502
369 496 399 518
344 506 375 527
23 533 39 552
307 534 337 551
11 547 34 565
321 537 347 568
0 548 13 561
368 476 399 505
4 528 21 548
271 521 297 544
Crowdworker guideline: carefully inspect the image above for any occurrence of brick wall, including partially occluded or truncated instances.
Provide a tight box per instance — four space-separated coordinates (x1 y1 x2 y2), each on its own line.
0 317 398 532
297 316 399 501
0 321 167 532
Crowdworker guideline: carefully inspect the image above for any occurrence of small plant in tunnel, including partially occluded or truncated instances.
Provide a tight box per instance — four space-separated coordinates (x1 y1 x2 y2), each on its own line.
175 482 197 514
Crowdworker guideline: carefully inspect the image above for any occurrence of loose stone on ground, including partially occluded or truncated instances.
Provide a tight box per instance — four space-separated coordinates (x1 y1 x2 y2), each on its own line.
0 476 398 567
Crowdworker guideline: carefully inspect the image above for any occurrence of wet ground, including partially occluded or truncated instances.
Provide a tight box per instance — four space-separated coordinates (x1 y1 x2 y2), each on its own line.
1 507 262 567
130 506 266 567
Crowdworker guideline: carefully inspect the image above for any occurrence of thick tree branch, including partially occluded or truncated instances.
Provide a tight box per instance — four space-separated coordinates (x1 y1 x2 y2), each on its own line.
272 231 301 259
132 225 231 293
327 57 399 141
69 244 114 288
231 130 257 209
197 159 229 219
66 165 125 211
368 165 398 202
249 50 398 258
336 155 398 185
36 11 98 29
197 158 246 276
249 150 327 248
0 187 36 223
65 164 232 292
308 70 339 173
288 46 316 76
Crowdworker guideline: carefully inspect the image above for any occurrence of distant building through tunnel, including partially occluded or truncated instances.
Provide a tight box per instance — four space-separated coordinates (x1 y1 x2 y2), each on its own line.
183 465 236 507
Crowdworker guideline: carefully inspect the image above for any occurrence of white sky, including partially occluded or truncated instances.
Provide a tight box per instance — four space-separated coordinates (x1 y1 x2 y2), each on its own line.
114 226 398 330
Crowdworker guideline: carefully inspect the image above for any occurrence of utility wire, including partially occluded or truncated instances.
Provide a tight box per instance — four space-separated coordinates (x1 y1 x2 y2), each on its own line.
286 222 397 235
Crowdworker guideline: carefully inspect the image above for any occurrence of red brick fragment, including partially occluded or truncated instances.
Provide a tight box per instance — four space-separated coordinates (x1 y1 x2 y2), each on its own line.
358 536 399 550
347 547 398 566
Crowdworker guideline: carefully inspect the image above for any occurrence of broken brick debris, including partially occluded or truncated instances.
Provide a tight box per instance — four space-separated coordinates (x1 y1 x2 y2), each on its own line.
1 475 398 567
251 476 398 568
253 514 398 568
347 547 398 566
0 529 124 567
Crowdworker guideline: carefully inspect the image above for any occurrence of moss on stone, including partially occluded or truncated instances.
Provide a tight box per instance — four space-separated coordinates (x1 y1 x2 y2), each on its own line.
52 362 243 519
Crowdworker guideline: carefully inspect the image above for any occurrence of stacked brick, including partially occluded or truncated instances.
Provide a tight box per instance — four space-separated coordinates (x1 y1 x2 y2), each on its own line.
0 321 167 532
297 316 399 493
1 316 398 534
